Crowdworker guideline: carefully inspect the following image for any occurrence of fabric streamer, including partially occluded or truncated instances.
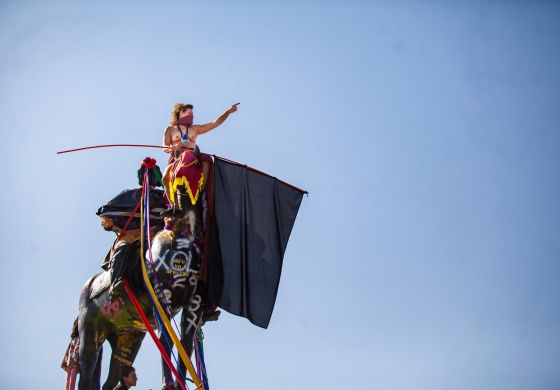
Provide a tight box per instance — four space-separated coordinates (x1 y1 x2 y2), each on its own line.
152 290 187 386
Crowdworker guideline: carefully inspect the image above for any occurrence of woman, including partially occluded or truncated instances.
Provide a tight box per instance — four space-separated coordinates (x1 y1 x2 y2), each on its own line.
162 102 239 203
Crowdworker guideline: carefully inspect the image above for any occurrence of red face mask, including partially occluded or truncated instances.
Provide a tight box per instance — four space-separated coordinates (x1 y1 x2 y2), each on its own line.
177 114 193 127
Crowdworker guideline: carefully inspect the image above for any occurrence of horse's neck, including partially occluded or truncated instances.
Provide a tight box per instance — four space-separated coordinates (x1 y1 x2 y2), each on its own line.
174 208 203 237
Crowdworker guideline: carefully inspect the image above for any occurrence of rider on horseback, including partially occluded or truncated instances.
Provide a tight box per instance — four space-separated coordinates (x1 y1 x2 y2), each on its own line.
97 158 167 297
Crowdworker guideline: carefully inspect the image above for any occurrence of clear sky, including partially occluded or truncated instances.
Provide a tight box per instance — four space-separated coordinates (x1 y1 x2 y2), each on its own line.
1 1 559 389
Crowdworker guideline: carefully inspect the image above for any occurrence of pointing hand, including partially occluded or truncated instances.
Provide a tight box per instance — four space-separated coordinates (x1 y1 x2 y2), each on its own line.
228 103 240 114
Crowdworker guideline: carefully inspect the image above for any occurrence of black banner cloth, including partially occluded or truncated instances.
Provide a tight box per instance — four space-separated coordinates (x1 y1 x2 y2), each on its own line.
209 157 305 328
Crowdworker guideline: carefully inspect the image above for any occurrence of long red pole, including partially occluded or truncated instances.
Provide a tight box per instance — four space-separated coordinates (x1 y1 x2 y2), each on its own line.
57 144 167 154
56 143 308 193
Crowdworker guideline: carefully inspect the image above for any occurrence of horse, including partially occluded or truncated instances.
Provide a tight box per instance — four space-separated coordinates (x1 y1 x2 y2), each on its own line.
76 150 208 390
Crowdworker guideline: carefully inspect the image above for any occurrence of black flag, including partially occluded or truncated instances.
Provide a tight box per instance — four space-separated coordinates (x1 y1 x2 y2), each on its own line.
208 156 305 328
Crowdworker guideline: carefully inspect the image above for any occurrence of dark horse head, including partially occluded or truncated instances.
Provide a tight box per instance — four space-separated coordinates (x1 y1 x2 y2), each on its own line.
76 150 208 390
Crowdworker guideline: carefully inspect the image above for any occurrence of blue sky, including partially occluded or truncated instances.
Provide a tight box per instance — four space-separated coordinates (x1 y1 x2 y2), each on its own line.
1 1 559 389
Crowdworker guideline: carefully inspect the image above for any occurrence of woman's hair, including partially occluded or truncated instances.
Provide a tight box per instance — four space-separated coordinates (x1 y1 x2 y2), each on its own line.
169 103 193 126
119 366 135 385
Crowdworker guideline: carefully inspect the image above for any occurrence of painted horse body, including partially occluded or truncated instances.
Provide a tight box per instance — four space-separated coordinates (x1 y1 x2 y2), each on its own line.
77 150 207 390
